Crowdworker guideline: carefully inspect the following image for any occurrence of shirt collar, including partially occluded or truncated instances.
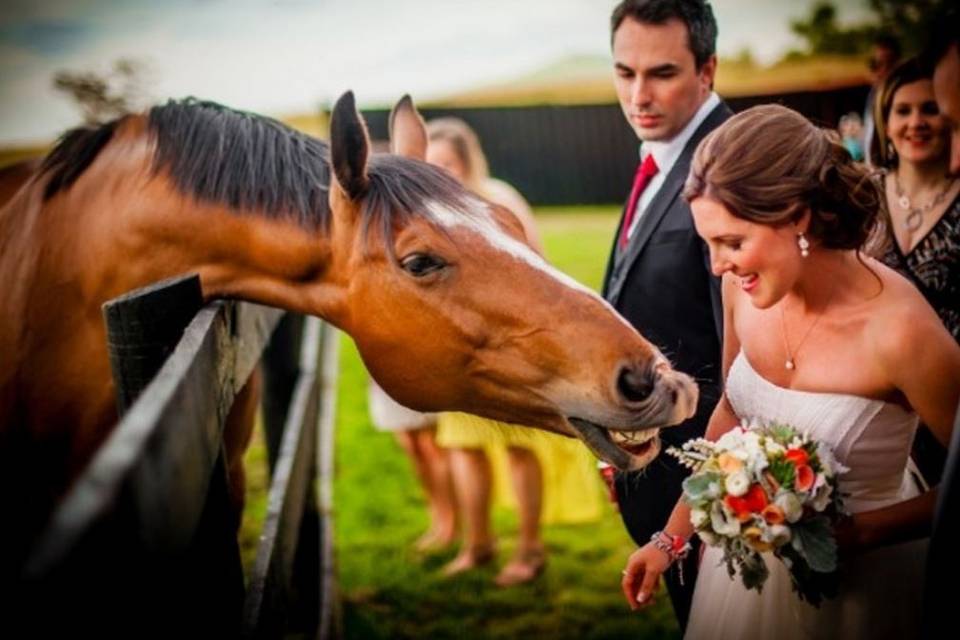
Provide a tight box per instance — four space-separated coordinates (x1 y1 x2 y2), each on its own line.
639 91 720 175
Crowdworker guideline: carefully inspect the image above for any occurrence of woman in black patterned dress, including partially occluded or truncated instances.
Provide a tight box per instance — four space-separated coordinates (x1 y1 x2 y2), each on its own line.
871 57 960 483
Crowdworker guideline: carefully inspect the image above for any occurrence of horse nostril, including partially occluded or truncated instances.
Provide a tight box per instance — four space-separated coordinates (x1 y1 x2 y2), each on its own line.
617 366 655 403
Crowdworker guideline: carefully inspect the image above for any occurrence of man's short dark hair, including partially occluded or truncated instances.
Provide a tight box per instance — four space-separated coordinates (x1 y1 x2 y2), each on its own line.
919 8 959 68
610 0 718 69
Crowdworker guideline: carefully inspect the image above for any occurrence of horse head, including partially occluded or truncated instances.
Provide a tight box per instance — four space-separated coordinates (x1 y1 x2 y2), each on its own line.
321 92 698 470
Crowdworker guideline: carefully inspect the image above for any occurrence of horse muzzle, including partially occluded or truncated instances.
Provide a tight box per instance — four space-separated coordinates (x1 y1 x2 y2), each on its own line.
567 369 698 471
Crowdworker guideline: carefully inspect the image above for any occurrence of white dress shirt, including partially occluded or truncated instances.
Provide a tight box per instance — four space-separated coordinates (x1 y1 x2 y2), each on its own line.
625 91 720 240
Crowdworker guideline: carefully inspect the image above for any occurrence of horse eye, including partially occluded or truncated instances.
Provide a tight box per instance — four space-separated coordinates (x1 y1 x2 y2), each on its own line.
400 253 446 277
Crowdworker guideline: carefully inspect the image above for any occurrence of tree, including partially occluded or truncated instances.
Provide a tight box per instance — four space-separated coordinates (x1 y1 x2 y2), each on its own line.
53 58 149 124
789 0 948 59
866 0 947 55
790 2 875 56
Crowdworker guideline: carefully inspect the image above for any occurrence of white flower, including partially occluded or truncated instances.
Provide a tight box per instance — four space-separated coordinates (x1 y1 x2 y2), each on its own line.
711 501 741 537
745 449 770 475
716 429 745 452
764 440 785 456
775 492 804 523
706 481 722 499
691 508 709 528
699 530 719 546
816 441 849 477
725 470 751 497
811 482 834 512
764 524 792 546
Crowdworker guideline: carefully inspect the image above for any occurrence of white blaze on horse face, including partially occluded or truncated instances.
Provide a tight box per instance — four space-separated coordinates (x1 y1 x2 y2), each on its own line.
424 198 623 319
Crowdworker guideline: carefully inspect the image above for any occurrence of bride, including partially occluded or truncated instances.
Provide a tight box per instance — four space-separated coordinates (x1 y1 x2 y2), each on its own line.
620 104 960 639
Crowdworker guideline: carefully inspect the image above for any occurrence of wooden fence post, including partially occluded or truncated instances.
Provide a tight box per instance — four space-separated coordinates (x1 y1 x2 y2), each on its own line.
103 273 204 413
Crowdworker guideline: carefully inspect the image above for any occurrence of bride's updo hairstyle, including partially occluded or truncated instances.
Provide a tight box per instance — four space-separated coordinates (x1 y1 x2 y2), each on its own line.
683 104 880 252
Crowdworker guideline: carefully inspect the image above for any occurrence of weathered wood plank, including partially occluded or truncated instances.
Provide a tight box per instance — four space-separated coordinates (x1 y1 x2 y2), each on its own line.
317 324 342 640
103 273 204 414
243 316 325 638
261 314 306 473
26 300 282 573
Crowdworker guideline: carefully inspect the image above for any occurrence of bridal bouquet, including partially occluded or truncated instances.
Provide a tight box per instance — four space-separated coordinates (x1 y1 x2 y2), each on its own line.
668 422 848 606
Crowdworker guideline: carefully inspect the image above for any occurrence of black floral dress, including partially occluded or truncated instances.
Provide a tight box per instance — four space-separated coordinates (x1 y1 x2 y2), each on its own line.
881 192 960 484
882 192 960 343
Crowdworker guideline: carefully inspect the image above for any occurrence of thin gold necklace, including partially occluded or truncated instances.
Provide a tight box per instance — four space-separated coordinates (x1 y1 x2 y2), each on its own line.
779 285 838 371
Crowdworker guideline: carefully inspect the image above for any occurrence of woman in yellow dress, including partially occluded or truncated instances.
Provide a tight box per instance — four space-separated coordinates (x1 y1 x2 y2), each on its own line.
425 117 603 586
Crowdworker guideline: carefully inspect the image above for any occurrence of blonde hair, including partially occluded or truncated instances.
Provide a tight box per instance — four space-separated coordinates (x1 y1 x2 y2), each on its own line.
684 104 881 252
425 117 489 193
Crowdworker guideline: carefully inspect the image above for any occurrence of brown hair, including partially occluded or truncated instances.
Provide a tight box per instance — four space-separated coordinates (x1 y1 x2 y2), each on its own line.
425 117 489 193
870 57 935 168
683 104 880 252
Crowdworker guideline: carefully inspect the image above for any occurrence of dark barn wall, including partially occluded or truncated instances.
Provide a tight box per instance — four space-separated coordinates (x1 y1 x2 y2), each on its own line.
361 85 869 206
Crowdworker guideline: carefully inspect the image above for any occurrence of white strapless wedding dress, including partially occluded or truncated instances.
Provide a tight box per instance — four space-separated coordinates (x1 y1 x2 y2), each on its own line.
685 351 926 640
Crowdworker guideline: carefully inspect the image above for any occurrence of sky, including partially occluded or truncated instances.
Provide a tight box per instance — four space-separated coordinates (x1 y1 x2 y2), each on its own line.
0 0 874 146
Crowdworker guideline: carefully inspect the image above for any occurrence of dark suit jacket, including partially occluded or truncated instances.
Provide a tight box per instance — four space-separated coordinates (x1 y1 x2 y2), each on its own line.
923 397 960 639
602 100 732 627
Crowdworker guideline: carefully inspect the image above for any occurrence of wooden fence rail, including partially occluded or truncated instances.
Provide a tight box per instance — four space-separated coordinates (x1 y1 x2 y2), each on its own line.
16 273 339 639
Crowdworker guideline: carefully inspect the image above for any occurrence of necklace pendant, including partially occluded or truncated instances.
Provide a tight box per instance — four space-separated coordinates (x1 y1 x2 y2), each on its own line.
898 195 910 210
904 209 923 231
785 359 795 370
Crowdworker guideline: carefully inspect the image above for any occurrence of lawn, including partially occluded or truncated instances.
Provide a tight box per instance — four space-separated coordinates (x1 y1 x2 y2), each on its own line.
326 207 680 640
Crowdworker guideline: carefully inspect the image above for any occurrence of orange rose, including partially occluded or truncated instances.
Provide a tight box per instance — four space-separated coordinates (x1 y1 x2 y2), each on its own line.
743 527 774 552
718 452 744 474
725 484 769 521
795 464 815 492
762 504 786 525
785 448 809 466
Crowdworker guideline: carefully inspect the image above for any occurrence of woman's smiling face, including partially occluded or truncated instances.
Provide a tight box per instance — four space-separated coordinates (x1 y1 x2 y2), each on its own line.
887 79 950 167
690 196 806 309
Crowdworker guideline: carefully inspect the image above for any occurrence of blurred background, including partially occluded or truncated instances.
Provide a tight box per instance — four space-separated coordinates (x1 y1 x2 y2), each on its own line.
0 0 941 199
0 1 945 638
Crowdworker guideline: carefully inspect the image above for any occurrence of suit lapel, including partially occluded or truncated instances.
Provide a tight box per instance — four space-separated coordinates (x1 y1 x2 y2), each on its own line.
607 103 732 305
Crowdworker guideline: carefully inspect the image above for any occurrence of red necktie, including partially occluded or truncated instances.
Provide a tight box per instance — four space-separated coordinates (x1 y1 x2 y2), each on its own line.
619 153 659 248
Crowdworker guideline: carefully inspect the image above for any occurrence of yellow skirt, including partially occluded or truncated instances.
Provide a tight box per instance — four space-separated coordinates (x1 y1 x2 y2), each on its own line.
436 412 603 525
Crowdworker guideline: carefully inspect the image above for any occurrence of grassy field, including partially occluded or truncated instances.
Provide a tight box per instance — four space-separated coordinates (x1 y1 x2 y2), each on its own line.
289 207 680 640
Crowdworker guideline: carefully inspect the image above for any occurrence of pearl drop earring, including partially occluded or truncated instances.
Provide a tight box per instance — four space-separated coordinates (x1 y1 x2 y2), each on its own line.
797 232 810 258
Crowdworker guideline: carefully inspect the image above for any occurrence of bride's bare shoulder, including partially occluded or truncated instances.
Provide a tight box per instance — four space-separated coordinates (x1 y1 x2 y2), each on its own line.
863 258 952 362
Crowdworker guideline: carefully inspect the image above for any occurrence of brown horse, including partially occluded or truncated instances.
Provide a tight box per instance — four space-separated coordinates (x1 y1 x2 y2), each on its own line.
0 93 696 555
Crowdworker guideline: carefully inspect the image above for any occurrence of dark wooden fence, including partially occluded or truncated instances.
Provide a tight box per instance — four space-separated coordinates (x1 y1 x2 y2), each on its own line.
361 85 870 206
15 274 339 639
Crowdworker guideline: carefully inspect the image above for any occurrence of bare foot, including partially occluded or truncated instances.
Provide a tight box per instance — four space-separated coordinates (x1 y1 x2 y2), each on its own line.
441 544 496 576
494 546 546 587
414 528 456 553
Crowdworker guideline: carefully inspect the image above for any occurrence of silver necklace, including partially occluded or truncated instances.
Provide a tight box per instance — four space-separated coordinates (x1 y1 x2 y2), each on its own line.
894 172 956 231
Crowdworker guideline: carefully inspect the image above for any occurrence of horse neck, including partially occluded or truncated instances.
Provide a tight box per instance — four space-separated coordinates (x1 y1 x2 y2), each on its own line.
96 174 342 315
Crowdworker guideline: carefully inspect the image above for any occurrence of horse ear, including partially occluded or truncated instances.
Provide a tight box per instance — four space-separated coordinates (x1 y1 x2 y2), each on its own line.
330 91 370 201
389 94 427 161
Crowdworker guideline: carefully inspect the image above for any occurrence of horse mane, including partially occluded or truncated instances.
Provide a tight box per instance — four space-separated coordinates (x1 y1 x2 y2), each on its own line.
40 98 473 239
148 98 331 229
41 119 120 200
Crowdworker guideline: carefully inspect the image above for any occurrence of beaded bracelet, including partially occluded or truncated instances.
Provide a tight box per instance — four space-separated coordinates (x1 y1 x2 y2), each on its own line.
650 531 692 585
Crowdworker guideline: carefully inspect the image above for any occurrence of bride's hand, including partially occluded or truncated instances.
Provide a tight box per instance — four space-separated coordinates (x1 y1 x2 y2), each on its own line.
621 543 671 611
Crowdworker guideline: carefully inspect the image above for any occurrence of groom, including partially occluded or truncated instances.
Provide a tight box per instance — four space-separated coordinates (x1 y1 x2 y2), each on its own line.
601 0 730 628
923 9 960 638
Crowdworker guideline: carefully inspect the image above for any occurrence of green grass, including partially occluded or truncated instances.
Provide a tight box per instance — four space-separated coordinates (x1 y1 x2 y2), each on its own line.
329 208 680 640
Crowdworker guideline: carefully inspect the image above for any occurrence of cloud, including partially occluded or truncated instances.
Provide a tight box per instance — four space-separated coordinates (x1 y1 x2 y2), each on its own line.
0 18 94 56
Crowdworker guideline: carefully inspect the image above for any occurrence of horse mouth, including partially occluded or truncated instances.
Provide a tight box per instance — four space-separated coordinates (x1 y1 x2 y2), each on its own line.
567 418 661 471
